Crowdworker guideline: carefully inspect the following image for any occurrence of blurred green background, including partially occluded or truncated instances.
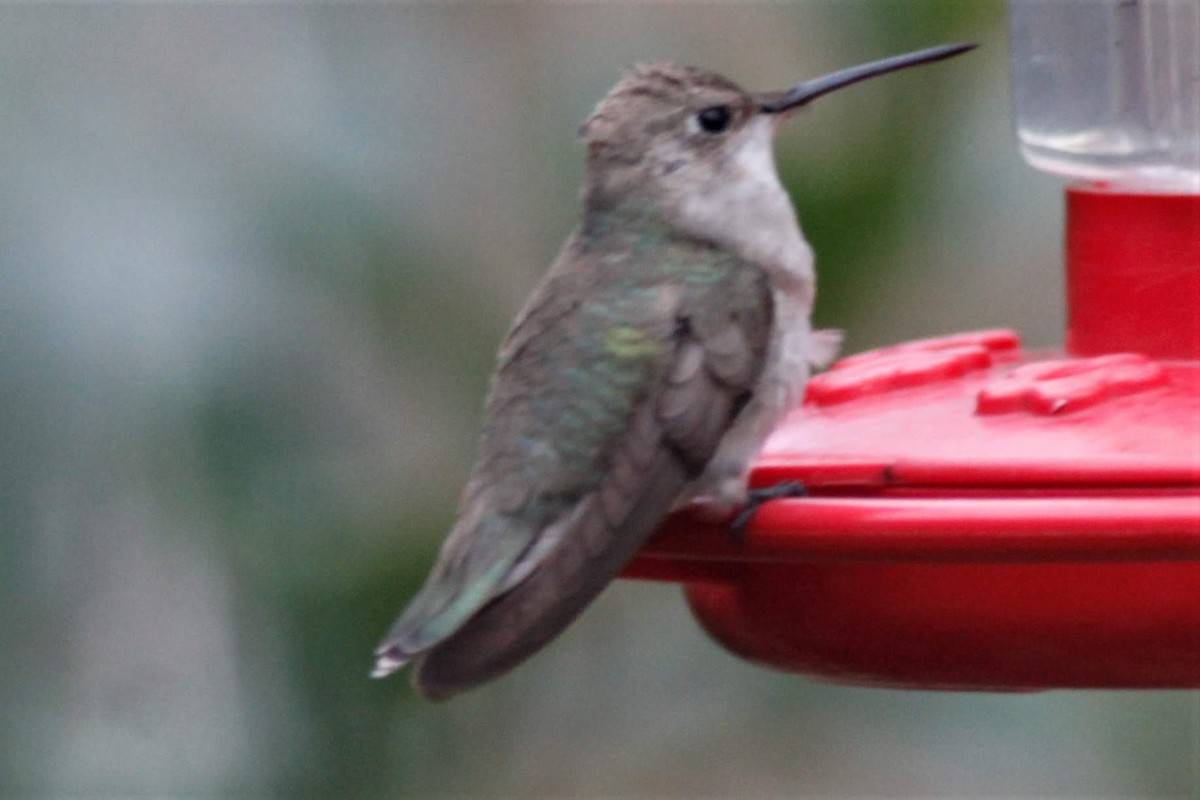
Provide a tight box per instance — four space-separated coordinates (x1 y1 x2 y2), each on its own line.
2 2 1196 797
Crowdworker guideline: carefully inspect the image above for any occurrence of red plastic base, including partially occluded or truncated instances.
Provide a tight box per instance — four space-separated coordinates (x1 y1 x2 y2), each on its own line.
624 332 1200 689
686 561 1200 690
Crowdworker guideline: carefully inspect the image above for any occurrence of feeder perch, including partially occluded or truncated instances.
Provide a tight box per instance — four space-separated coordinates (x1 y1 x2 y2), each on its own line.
623 0 1200 689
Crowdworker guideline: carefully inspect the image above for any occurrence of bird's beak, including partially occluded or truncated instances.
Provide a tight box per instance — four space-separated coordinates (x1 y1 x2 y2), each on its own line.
759 43 976 116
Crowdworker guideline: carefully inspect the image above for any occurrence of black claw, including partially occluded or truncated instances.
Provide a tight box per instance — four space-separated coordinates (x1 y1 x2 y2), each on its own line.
730 480 807 539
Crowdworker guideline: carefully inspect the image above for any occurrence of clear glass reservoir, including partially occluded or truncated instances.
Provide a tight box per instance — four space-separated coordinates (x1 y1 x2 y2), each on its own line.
1010 0 1200 191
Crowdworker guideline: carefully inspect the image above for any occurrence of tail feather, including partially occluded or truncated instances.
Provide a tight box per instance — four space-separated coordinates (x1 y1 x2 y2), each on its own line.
370 650 408 679
413 446 690 700
371 514 531 677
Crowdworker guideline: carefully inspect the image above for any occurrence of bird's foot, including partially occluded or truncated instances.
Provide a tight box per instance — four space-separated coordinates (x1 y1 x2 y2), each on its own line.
730 480 807 539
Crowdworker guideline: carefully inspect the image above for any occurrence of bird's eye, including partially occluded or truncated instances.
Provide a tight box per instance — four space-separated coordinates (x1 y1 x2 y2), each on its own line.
696 105 733 134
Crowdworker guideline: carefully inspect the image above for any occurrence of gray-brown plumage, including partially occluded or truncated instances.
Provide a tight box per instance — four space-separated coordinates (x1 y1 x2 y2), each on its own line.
373 45 975 699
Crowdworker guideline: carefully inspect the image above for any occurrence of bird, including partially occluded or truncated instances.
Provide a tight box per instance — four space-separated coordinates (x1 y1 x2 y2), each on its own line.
372 43 976 700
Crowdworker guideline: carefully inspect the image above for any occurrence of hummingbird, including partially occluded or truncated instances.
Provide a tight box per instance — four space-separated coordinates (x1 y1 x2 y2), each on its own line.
373 43 975 699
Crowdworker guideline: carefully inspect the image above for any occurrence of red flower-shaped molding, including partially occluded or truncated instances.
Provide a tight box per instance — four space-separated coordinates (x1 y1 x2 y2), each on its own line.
976 353 1169 415
805 329 1020 406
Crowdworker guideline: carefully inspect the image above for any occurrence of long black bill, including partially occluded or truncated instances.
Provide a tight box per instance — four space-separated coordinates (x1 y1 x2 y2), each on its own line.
761 43 976 114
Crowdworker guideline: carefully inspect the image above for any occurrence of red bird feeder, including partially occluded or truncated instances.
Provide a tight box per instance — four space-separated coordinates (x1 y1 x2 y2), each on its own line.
623 2 1200 689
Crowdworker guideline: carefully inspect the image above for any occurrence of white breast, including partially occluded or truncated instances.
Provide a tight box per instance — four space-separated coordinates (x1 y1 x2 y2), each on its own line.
675 116 814 287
